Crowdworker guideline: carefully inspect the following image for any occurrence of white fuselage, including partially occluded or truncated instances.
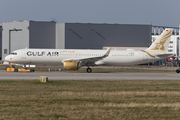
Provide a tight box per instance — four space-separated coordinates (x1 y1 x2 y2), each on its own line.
5 49 163 66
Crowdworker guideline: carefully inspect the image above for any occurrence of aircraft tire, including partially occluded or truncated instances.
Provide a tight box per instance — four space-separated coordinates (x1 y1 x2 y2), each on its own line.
176 70 179 73
87 68 92 73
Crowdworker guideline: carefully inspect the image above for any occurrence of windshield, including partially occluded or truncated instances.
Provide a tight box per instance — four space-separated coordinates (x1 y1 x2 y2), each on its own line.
10 52 17 55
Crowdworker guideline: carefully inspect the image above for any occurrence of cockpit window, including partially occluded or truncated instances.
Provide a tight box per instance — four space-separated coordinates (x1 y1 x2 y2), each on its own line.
10 52 17 55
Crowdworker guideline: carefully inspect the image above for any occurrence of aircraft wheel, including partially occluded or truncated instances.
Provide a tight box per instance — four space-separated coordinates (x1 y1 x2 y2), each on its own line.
176 70 179 73
87 68 92 73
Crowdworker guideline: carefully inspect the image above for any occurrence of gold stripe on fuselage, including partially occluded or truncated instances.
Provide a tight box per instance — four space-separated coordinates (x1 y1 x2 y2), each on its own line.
142 51 155 58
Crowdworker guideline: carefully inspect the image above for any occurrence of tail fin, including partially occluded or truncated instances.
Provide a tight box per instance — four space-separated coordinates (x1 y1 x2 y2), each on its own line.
145 28 173 55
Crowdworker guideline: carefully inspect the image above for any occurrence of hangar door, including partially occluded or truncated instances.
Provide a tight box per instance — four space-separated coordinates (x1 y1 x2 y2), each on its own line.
9 30 23 53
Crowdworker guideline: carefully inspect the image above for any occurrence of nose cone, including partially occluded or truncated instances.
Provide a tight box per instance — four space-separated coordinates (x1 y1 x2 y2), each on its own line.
5 55 11 61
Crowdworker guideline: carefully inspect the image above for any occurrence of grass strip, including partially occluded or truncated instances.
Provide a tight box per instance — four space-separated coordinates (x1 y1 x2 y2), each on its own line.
0 80 180 119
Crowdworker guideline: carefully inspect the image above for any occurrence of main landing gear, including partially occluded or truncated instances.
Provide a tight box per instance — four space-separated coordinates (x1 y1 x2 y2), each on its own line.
86 64 92 73
86 68 92 73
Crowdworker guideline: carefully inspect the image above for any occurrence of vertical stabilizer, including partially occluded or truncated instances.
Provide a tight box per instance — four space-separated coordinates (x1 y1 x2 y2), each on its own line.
145 28 173 55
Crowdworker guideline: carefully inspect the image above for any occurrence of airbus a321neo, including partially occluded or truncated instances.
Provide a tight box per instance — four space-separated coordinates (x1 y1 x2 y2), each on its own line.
5 28 173 73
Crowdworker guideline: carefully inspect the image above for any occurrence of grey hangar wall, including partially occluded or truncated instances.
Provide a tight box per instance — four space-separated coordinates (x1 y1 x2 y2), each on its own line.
2 21 152 61
64 23 151 49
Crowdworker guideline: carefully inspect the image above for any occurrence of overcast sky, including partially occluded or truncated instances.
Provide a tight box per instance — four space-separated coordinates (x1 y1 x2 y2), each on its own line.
0 0 180 27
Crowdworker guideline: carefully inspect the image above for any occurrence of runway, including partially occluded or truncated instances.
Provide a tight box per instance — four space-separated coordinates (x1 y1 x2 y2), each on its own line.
0 70 179 80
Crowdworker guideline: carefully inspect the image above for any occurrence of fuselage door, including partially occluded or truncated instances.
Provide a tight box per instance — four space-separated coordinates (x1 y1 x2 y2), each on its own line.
22 50 26 59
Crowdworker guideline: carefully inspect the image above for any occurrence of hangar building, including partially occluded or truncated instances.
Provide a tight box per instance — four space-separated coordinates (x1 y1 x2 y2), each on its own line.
0 25 2 60
1 21 152 61
56 23 151 49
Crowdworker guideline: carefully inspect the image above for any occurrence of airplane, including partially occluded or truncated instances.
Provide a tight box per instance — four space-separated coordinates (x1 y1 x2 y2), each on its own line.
5 28 173 73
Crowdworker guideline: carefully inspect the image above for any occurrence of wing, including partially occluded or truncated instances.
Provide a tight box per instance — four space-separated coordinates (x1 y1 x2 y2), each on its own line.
62 48 112 65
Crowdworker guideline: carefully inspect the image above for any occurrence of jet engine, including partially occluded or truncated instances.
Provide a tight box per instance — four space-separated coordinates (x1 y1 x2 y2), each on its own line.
63 61 81 70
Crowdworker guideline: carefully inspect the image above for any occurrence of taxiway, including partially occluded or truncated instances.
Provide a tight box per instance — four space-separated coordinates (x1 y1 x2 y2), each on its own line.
0 70 179 80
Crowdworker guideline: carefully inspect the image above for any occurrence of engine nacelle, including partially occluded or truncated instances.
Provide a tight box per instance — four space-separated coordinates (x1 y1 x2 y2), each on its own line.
63 61 81 70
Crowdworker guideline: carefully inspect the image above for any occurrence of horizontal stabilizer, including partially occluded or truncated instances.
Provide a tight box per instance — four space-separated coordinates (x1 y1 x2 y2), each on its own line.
156 54 174 58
